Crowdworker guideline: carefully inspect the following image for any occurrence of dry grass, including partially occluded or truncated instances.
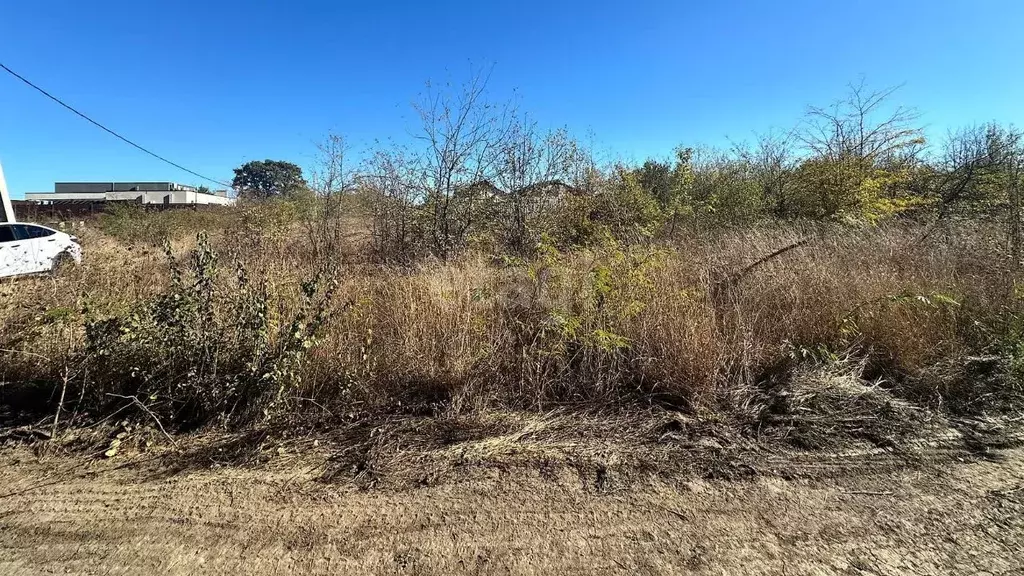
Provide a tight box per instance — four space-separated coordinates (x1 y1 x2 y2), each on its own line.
1 208 1021 442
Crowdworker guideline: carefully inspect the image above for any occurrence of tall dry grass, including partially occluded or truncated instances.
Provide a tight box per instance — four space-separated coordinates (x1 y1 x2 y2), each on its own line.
1 210 1020 430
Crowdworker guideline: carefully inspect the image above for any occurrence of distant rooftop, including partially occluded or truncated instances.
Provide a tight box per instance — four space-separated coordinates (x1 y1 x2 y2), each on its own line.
54 182 197 193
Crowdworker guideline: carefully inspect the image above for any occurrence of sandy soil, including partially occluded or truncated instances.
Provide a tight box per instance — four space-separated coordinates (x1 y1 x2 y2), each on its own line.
1 440 1022 576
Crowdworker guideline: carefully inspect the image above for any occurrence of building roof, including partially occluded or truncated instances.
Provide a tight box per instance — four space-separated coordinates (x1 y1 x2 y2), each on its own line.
54 182 197 193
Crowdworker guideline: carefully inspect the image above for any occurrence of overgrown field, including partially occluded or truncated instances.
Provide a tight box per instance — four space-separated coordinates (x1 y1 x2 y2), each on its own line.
2 203 1022 454
4 82 1024 452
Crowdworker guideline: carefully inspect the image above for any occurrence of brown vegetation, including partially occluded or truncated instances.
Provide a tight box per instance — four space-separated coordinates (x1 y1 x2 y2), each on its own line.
2 78 1023 454
1 204 1021 449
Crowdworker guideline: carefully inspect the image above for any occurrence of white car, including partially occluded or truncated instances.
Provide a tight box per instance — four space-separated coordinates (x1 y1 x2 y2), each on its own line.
0 222 82 278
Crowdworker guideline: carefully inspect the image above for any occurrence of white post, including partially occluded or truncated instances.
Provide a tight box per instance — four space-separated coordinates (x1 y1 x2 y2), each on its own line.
0 159 16 223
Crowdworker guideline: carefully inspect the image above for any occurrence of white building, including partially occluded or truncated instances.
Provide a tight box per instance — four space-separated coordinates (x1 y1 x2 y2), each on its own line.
25 182 235 207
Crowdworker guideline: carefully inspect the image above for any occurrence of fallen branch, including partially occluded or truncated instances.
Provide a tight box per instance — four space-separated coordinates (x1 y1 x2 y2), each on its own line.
104 393 179 449
0 426 52 441
727 238 811 289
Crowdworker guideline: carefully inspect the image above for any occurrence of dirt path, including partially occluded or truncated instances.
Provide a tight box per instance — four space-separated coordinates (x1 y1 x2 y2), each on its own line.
1 445 1022 576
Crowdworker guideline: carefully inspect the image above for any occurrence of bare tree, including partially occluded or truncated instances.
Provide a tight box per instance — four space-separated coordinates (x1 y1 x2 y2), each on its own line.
980 127 1024 269
305 132 353 268
362 144 421 261
926 125 994 220
736 129 797 217
1011 148 1022 272
802 81 923 165
799 81 925 217
411 69 514 259
935 125 1024 208
494 118 583 253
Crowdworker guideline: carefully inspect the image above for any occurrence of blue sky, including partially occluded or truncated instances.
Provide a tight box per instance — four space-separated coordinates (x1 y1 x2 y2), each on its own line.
1 0 1022 197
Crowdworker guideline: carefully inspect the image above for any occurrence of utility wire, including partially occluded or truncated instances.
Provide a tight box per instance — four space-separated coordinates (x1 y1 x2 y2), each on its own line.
0 61 232 188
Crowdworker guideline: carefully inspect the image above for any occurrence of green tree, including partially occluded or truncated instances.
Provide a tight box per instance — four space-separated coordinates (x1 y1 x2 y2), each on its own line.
232 160 308 199
627 148 702 237
591 166 663 243
663 147 695 235
687 148 763 226
635 159 674 209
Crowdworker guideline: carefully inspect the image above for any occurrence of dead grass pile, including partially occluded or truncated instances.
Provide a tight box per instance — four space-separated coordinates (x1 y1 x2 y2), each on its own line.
746 357 938 450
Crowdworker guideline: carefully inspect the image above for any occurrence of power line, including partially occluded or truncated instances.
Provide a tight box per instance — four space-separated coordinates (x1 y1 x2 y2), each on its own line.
0 61 232 188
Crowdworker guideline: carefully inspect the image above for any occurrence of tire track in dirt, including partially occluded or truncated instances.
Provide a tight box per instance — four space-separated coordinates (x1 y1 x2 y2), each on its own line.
1 446 1023 575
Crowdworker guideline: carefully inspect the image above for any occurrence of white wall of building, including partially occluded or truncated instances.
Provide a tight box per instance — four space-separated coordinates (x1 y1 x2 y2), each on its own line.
25 190 235 206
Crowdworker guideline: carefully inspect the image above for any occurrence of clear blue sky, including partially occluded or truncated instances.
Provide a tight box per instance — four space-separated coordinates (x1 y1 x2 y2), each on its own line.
2 0 1022 197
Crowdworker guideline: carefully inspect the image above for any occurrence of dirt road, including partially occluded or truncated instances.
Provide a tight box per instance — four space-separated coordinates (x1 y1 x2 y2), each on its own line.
1 442 1022 576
